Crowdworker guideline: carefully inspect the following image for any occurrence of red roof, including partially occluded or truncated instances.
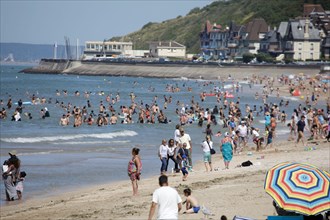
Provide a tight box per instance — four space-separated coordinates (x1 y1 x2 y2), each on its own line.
201 20 222 34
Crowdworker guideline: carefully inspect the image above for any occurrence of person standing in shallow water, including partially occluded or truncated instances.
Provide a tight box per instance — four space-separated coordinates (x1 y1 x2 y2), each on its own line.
128 148 142 196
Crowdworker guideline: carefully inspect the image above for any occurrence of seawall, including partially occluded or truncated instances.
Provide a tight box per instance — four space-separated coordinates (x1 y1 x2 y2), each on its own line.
21 59 321 80
21 59 70 73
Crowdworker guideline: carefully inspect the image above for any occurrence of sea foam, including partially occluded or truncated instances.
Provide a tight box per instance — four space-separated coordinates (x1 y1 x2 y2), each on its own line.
0 130 138 144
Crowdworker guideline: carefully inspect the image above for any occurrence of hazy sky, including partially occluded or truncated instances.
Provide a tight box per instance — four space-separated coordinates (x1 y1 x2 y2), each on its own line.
1 0 212 45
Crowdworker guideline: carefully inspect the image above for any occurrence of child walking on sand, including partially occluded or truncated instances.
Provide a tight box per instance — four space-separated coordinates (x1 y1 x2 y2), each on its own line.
183 188 200 214
181 155 189 181
177 143 189 181
16 171 26 200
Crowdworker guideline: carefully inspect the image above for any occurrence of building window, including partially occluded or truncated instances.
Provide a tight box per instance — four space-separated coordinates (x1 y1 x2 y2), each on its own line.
298 53 302 60
117 45 121 50
310 43 314 51
298 43 302 50
91 44 95 49
113 45 117 50
310 53 313 59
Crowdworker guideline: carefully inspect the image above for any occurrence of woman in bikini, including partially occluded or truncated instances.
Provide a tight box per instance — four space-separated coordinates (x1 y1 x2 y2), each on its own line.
128 148 142 196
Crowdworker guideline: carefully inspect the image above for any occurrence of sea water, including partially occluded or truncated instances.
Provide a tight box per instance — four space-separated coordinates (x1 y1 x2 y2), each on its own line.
0 65 324 205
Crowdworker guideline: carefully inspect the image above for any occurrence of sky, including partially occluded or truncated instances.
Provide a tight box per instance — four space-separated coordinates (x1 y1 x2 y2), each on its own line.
0 0 212 46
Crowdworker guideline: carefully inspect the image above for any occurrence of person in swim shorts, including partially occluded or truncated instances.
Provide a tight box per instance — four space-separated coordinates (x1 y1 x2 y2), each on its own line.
183 188 200 214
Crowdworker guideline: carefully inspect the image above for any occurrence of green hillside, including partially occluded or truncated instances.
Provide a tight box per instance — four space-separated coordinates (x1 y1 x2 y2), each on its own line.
111 0 330 53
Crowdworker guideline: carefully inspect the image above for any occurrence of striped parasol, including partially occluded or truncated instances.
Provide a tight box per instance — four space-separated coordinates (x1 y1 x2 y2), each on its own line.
264 162 330 215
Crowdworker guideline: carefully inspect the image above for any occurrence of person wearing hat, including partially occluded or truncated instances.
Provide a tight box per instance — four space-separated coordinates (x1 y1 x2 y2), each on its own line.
296 115 308 147
220 132 234 169
2 150 21 201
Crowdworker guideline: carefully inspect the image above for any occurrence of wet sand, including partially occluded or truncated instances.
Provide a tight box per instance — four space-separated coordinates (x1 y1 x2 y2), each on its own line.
1 139 328 220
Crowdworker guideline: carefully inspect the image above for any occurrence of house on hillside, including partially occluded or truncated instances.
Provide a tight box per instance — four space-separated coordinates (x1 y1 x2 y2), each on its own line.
149 41 186 58
227 22 246 58
304 3 330 59
244 18 269 54
199 20 229 60
259 30 282 57
278 19 321 61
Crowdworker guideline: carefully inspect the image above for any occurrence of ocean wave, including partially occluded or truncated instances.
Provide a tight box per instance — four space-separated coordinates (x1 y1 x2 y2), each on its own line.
282 96 299 101
0 130 138 144
54 140 130 145
18 149 64 156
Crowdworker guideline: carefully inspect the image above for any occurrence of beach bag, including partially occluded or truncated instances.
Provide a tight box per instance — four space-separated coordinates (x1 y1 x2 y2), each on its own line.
206 141 216 154
210 148 216 155
241 160 253 167
210 148 216 154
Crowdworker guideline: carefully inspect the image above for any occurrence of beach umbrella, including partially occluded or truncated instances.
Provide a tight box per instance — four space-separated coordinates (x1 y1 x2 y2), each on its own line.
264 162 330 216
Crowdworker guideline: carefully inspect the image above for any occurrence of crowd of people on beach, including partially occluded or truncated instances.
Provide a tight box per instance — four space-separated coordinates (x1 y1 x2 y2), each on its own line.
123 73 330 219
0 69 330 219
1 73 329 133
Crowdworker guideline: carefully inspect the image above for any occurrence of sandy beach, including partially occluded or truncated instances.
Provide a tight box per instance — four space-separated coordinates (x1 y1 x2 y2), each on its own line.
1 64 329 219
1 139 328 220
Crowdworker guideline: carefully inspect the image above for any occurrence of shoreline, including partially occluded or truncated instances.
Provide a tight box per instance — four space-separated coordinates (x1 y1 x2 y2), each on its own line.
1 140 329 219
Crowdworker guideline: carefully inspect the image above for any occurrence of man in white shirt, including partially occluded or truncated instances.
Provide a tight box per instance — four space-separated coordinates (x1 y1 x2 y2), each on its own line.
148 175 182 220
178 128 193 168
236 121 248 149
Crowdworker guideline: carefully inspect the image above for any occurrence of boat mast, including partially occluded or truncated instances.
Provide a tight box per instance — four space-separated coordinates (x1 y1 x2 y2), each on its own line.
54 42 57 59
76 38 79 60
